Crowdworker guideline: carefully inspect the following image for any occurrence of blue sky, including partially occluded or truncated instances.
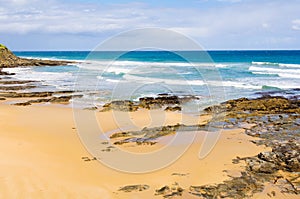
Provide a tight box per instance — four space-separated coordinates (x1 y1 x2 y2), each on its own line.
0 0 300 50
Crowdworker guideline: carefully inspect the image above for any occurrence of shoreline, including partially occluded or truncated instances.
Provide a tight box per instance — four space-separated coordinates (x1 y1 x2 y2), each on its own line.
0 93 299 198
0 103 264 198
0 46 299 198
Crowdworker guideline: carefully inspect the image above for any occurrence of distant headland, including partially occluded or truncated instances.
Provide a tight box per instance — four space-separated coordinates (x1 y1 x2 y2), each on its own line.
0 44 73 68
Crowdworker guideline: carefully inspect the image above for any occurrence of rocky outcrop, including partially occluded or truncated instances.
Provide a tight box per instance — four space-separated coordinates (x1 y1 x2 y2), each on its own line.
13 94 83 106
0 91 73 98
109 94 300 198
189 172 265 199
0 85 36 91
204 96 300 116
101 94 199 112
192 95 300 197
0 44 73 68
155 183 184 198
101 100 139 112
110 123 208 146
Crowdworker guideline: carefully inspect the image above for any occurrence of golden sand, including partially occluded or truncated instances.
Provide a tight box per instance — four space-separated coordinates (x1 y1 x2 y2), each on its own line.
0 103 291 198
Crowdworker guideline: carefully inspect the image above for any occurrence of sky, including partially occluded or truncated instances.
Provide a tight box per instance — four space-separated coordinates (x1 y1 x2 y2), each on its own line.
0 0 300 50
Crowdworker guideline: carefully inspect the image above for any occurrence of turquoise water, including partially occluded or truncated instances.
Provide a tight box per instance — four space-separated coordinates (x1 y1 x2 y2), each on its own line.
6 50 300 106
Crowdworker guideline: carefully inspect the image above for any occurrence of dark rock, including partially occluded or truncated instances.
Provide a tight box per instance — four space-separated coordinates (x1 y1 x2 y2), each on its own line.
246 159 277 174
0 69 15 75
197 95 300 198
164 106 181 111
12 94 82 106
189 172 265 199
101 100 138 112
0 80 36 84
118 184 149 192
101 95 199 112
0 91 74 98
50 96 72 103
14 101 32 106
0 85 36 91
110 123 208 145
204 96 300 115
155 185 170 195
155 183 184 198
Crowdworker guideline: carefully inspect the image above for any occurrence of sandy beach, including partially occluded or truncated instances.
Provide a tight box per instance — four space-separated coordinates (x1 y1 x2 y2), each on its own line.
1 0 300 197
1 99 298 198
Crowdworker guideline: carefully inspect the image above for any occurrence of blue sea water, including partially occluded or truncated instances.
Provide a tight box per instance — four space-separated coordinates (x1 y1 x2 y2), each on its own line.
6 50 300 107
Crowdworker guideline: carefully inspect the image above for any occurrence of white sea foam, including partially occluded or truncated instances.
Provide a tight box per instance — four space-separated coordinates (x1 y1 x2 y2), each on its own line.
218 81 261 89
249 66 300 78
215 64 229 68
122 74 265 89
252 61 300 69
2 67 75 90
77 60 221 71
105 67 131 75
252 61 274 65
105 79 120 83
123 74 206 86
278 63 300 68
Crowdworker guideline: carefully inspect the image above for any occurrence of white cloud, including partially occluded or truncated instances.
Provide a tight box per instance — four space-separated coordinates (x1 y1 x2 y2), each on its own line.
0 0 299 49
0 0 38 6
292 19 300 30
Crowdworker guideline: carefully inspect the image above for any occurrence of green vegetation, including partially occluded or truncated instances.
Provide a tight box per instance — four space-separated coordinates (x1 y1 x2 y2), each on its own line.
0 44 7 49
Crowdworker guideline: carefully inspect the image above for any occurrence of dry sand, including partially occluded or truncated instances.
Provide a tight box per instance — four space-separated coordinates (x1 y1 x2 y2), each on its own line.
0 102 292 198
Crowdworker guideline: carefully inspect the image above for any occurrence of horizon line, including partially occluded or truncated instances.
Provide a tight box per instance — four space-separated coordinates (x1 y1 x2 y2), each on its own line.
13 49 300 52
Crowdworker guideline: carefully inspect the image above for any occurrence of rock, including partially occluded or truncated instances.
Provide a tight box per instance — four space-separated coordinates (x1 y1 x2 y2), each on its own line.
164 106 181 111
118 184 149 192
271 141 300 172
155 185 170 195
12 94 83 106
138 96 180 110
204 96 300 115
188 95 300 198
258 151 277 163
171 173 189 176
100 95 200 112
14 101 31 106
101 100 138 112
155 183 184 198
247 159 277 174
0 90 74 98
0 85 36 91
0 44 74 68
189 172 265 199
0 69 15 75
109 123 208 145
0 80 36 85
50 96 72 103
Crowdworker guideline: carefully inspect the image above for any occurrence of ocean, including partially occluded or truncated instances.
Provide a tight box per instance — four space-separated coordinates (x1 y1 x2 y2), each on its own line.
4 50 300 108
